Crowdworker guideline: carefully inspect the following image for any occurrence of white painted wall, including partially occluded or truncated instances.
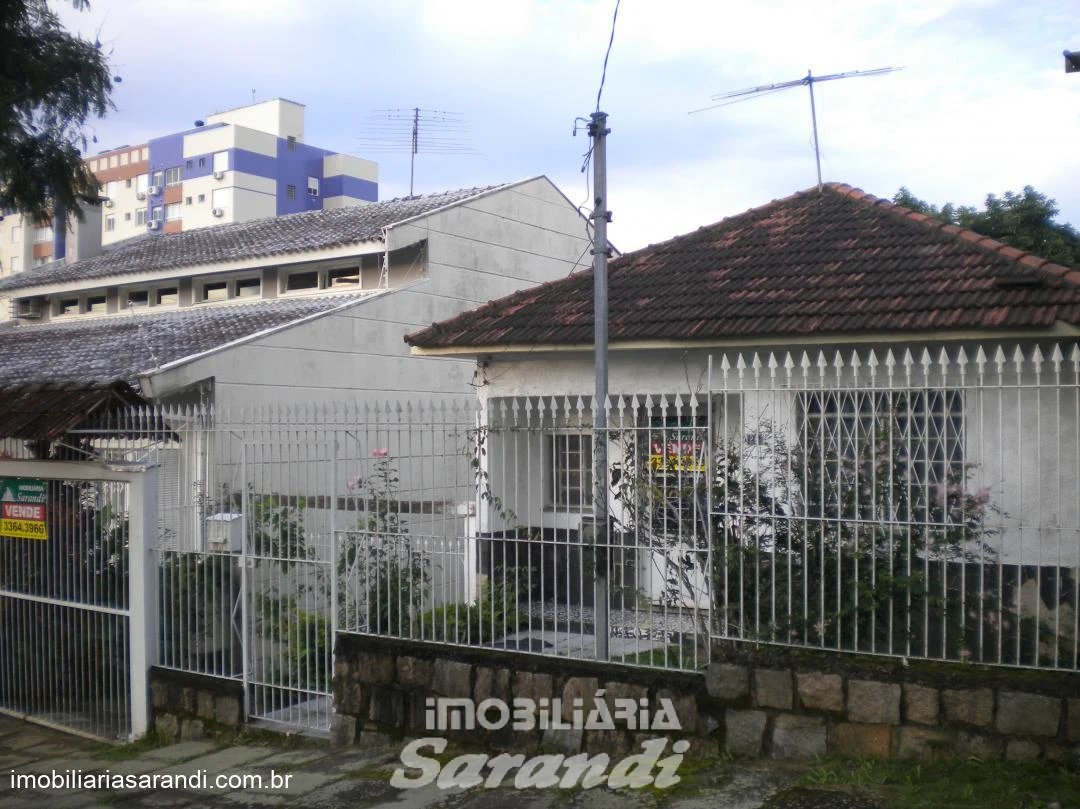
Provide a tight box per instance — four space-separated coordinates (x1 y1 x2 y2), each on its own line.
205 99 304 142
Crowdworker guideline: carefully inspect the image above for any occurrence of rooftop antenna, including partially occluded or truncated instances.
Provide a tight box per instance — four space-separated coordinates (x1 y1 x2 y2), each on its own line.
358 108 478 197
691 66 902 190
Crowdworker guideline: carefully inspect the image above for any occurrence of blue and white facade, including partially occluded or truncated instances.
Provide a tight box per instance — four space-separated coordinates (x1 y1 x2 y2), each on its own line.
88 99 378 246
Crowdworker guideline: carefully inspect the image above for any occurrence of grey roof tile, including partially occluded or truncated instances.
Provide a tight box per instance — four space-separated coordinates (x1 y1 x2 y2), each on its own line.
0 185 502 293
0 295 367 389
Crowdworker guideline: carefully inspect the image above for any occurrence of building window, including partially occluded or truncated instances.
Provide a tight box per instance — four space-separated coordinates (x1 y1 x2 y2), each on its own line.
234 277 261 298
136 174 148 194
86 295 107 314
105 180 119 200
11 226 21 243
287 135 296 151
284 270 319 292
549 433 593 509
198 157 206 168
201 281 228 303
58 298 80 315
211 188 229 210
105 215 116 232
797 390 964 523
197 194 206 203
328 267 360 287
32 226 53 243
286 184 296 201
125 178 133 188
307 176 319 197
151 206 163 222
10 256 20 274
165 166 182 186
136 208 147 226
126 290 149 308
151 170 164 188
124 212 131 222
156 287 178 306
185 160 193 170
213 151 228 173
185 196 192 206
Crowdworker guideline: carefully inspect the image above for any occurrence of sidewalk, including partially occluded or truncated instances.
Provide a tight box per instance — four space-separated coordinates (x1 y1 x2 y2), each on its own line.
0 715 869 808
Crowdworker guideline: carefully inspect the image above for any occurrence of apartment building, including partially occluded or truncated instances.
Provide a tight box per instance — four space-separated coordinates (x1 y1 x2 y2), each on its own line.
0 99 378 279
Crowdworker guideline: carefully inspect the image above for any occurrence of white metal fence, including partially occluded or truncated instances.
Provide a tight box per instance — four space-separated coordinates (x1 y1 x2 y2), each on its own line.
28 340 1073 738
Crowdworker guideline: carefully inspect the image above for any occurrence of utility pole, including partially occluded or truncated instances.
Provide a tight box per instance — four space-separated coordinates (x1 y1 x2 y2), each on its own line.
589 110 611 660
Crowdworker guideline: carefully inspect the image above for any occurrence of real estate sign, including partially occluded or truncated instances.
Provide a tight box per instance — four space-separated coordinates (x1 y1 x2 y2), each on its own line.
0 478 48 541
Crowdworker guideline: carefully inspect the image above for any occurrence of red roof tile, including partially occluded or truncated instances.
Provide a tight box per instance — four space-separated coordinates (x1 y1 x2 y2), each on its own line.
407 183 1080 350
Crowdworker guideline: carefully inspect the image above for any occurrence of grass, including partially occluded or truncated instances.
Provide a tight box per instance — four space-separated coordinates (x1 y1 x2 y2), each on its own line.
800 755 1080 809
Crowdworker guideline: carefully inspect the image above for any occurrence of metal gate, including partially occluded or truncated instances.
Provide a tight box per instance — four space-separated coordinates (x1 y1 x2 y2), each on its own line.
0 460 156 741
240 441 336 733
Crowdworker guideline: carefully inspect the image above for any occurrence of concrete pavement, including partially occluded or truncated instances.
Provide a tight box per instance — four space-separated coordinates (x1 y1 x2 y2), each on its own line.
0 715 877 808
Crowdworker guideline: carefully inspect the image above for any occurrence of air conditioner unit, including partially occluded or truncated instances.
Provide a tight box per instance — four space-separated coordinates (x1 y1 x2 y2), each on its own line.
211 207 224 218
13 299 43 319
135 191 146 201
213 171 225 180
146 185 161 196
102 198 113 208
147 220 162 231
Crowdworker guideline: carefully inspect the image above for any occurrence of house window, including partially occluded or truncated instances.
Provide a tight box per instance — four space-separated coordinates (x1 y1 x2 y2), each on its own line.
327 267 360 287
307 176 319 197
213 151 228 173
797 390 964 523
200 281 228 303
165 166 182 186
151 170 164 188
284 270 319 292
286 184 296 201
126 290 149 308
86 295 107 314
234 277 261 298
58 298 80 315
105 215 116 232
156 287 178 306
11 226 21 243
549 433 593 509
136 208 147 226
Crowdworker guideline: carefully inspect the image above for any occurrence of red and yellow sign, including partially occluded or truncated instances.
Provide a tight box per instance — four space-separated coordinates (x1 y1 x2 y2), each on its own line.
0 479 48 541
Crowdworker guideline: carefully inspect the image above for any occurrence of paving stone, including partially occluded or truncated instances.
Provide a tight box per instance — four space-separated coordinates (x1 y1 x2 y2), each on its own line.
754 670 793 710
706 663 750 701
831 723 892 759
903 684 939 725
796 672 843 712
432 660 472 698
156 746 278 777
996 691 1060 737
724 709 767 757
142 740 218 761
1005 739 1041 761
847 680 900 725
942 688 994 727
770 715 827 759
561 676 600 722
897 727 951 760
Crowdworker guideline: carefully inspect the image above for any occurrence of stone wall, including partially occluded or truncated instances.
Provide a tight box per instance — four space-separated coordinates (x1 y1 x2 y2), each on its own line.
150 667 244 741
334 635 1080 761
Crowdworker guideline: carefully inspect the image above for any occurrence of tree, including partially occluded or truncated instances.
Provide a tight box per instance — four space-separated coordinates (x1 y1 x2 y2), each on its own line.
893 186 1080 268
1 1 113 222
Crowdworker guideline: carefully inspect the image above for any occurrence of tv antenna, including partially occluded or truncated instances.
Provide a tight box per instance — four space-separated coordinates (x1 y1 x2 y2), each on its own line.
691 67 902 190
357 108 478 197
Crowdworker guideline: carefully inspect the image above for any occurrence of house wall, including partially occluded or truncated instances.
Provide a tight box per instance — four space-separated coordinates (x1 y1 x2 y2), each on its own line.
477 339 1080 569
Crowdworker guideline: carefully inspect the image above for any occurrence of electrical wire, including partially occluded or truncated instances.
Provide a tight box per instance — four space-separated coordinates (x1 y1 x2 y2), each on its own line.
595 0 621 112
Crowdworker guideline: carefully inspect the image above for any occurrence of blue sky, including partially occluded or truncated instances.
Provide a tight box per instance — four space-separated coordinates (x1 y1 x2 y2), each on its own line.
61 0 1080 252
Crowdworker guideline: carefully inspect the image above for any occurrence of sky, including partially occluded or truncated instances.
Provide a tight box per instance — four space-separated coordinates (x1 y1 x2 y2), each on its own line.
59 0 1080 253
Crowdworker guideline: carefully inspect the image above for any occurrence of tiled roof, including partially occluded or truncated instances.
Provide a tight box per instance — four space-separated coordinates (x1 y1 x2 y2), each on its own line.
0 294 367 389
0 185 503 293
407 183 1080 350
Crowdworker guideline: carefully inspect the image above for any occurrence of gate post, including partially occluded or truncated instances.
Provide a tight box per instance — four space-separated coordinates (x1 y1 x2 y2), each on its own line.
127 464 159 740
